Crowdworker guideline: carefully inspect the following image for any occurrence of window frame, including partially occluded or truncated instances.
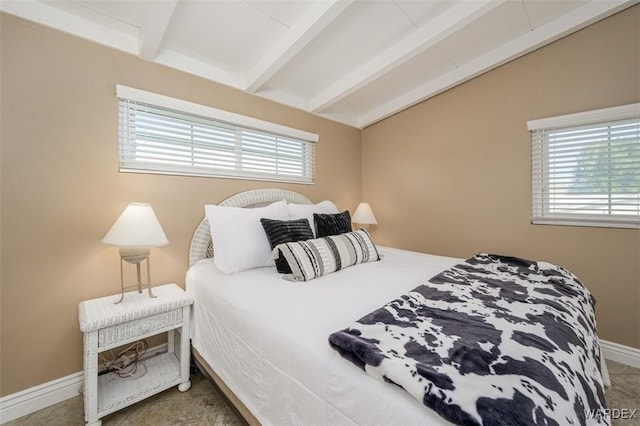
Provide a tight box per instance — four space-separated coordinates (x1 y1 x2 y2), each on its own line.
528 103 640 229
116 85 318 184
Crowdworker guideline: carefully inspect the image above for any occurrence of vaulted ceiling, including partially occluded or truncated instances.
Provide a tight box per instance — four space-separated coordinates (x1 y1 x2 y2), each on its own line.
2 0 635 128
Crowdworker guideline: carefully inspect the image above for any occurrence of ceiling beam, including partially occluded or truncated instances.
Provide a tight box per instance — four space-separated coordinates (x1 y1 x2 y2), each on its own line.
0 0 138 54
244 0 353 93
138 0 178 61
355 0 636 128
308 0 506 113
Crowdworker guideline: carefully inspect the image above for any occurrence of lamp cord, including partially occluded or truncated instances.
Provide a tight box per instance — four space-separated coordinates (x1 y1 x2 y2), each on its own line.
98 340 148 378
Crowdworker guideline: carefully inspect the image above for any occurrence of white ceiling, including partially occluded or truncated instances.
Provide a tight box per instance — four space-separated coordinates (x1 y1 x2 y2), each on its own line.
2 0 635 128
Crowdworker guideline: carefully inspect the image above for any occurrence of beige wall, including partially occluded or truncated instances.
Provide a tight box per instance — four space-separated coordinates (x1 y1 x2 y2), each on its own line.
0 14 361 395
363 5 640 348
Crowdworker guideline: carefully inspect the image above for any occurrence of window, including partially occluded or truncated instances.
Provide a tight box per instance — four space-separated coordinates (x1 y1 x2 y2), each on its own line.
528 103 639 229
117 85 318 184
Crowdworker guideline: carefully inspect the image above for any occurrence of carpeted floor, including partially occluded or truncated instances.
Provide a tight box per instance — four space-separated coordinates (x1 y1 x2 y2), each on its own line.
4 360 639 425
3 372 242 426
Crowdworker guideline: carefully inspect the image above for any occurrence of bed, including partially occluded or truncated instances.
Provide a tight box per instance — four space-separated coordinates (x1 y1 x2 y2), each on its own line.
186 189 610 426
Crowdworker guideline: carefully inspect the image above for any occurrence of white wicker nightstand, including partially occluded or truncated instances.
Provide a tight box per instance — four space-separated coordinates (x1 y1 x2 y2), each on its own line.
78 284 193 426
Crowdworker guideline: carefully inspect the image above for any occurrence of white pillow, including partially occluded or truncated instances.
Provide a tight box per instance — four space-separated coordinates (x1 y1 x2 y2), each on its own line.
205 200 289 274
287 200 339 236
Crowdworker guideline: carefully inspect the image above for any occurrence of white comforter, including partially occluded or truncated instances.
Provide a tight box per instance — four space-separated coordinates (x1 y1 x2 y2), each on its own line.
187 246 461 425
186 246 610 425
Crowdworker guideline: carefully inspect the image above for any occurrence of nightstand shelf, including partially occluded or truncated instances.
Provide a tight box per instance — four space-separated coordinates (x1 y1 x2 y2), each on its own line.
97 352 181 417
79 284 193 426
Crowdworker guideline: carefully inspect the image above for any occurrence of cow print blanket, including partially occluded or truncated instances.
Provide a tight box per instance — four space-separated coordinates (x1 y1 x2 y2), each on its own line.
329 253 608 426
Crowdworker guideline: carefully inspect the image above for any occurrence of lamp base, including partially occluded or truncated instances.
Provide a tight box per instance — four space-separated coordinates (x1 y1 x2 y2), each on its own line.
114 248 157 304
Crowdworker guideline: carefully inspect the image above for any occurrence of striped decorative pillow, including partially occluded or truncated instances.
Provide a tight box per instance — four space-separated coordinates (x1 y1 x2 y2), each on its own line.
273 229 380 281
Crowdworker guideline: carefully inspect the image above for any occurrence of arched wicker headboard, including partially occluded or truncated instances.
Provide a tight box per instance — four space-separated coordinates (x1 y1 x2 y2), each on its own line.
189 188 313 266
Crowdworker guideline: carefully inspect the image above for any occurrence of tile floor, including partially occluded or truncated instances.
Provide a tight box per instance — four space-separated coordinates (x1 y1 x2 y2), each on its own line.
4 360 638 425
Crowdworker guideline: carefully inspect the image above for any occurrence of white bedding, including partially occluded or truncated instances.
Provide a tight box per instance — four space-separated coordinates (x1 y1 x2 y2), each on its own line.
186 246 611 425
186 246 461 425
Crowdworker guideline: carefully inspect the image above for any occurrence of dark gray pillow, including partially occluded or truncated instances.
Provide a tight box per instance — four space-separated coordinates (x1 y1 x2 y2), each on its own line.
260 218 314 273
314 211 352 238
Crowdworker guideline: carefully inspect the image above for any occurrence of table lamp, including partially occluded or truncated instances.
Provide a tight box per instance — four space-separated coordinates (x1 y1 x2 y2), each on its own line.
102 203 168 303
352 202 378 229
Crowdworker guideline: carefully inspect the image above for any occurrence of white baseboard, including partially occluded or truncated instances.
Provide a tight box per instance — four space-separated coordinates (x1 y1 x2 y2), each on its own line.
600 339 640 369
1 340 638 423
0 371 84 424
0 343 168 424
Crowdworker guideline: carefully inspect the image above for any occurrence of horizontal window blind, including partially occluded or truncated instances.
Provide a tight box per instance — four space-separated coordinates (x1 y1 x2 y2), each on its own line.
530 104 639 229
117 87 316 184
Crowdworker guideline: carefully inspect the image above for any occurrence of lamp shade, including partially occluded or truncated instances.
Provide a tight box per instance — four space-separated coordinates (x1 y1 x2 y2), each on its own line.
102 203 169 248
352 202 378 225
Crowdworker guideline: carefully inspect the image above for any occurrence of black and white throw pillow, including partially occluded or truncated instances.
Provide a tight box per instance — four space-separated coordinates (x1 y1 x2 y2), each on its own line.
260 218 314 274
273 229 380 281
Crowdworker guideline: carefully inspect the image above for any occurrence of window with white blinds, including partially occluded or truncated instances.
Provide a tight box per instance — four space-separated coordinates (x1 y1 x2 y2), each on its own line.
117 85 318 184
528 103 639 229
